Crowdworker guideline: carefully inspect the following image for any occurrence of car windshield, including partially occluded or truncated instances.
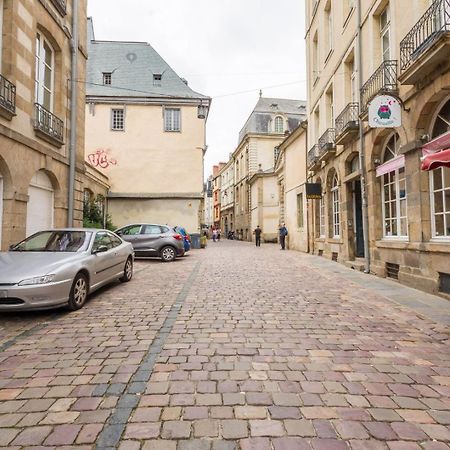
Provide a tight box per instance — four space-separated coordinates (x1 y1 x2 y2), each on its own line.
11 231 91 252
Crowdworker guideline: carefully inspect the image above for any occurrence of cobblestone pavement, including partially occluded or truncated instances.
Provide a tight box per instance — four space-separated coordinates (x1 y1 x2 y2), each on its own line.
0 240 449 450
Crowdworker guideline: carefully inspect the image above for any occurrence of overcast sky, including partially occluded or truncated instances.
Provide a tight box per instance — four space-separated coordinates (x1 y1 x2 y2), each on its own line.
87 0 307 176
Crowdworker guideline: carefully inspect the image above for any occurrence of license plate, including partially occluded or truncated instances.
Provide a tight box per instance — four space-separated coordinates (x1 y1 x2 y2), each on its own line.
0 291 7 298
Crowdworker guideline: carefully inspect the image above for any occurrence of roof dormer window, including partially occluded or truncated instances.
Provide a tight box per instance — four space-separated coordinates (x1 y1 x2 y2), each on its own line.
103 72 112 85
153 74 162 86
274 116 284 133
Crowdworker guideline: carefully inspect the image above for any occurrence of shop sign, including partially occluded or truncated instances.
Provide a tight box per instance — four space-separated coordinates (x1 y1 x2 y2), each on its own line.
306 183 322 199
368 95 401 128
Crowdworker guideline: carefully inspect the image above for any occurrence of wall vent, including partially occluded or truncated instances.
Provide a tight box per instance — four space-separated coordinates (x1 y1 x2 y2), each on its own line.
386 262 400 280
318 249 323 256
439 272 450 295
332 252 338 262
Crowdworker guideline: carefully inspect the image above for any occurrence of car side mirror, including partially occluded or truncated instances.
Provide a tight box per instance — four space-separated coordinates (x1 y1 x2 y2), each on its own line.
93 245 109 254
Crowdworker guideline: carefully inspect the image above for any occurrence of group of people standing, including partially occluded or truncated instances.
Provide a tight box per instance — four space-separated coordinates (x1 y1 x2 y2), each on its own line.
253 223 288 250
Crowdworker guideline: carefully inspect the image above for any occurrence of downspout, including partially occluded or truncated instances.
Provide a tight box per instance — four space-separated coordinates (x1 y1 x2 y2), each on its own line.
357 0 371 273
301 120 310 254
68 0 79 226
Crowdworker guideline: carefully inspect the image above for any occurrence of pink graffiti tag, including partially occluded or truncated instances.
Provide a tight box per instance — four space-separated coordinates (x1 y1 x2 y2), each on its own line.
87 150 118 169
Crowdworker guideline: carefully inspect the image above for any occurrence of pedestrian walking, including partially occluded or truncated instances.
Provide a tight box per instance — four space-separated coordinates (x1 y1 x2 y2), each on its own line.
212 229 218 242
279 223 288 250
253 225 262 247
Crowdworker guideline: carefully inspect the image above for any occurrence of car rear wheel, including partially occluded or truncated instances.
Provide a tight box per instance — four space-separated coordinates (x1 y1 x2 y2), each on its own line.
160 246 176 262
68 273 88 310
120 257 133 282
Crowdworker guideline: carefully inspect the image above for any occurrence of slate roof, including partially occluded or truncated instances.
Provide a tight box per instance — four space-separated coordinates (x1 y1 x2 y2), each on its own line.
86 18 209 100
238 97 307 144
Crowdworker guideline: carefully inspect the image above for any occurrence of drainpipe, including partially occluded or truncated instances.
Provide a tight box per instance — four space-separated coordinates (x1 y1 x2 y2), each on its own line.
68 0 79 226
357 0 371 273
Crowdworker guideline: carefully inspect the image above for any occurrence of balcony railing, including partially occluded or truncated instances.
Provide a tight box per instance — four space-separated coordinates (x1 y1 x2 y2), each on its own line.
0 74 16 118
307 144 320 170
34 103 64 145
50 0 67 15
400 0 450 72
318 128 336 160
360 60 398 113
335 103 359 140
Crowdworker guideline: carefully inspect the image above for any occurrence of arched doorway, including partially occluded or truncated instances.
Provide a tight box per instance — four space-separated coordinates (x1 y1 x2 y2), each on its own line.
26 170 54 236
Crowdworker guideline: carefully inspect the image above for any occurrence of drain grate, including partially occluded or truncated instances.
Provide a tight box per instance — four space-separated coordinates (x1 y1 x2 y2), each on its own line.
386 262 400 280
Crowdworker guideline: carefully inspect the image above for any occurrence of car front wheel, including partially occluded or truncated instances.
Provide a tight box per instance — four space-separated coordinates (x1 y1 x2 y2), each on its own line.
120 257 133 282
160 246 176 262
68 273 88 310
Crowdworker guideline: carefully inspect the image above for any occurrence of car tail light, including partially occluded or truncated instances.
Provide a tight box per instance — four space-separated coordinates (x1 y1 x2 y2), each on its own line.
173 234 183 240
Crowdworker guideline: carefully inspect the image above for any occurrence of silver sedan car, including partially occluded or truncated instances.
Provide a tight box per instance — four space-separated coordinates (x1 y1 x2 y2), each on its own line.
0 228 134 311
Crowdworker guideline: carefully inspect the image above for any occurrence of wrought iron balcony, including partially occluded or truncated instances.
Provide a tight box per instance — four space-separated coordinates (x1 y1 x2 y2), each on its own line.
399 0 450 84
335 103 359 144
307 144 320 171
34 103 64 146
50 0 66 16
318 128 336 161
360 60 398 114
0 74 16 119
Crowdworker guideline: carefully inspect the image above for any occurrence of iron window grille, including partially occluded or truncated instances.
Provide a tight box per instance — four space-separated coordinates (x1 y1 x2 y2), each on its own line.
0 74 16 116
360 60 398 113
34 103 64 144
400 0 450 72
164 108 181 132
111 109 124 131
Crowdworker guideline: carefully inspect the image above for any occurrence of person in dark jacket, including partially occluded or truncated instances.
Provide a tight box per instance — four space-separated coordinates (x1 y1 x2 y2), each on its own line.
253 225 262 247
279 223 288 250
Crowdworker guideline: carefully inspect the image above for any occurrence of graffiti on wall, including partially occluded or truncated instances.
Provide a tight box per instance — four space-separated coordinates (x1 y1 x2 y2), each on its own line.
87 149 118 169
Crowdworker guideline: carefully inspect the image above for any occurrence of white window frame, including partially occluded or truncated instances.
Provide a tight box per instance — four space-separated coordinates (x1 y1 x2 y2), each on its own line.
153 74 162 86
274 116 284 133
35 32 55 111
103 72 112 85
380 5 391 62
331 174 340 238
164 108 181 132
111 108 125 131
319 194 326 238
430 168 450 240
325 2 333 55
381 134 408 240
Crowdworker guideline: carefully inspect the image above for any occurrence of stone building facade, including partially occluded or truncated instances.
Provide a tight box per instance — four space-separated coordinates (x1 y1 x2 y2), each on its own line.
233 97 306 241
219 159 234 237
0 0 87 250
306 0 450 297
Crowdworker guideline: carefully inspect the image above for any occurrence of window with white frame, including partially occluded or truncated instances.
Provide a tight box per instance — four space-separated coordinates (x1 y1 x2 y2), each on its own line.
35 32 54 111
312 31 319 82
331 173 340 237
164 108 181 132
319 194 326 237
297 193 304 228
111 109 124 131
274 116 284 133
381 134 408 238
153 74 162 86
103 72 112 85
325 1 333 55
380 5 391 62
430 98 450 238
430 169 450 238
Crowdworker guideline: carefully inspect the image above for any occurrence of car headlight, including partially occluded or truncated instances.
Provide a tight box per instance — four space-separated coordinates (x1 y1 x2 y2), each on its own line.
18 274 56 286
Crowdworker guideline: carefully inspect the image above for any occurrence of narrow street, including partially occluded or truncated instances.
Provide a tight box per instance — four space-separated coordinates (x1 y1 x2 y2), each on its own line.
1 241 450 450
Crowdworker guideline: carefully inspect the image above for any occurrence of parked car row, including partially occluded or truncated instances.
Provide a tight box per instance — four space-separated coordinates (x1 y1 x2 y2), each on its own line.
0 223 192 312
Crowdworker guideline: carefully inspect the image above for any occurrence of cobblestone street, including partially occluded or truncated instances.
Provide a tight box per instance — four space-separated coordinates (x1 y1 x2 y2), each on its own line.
1 241 450 450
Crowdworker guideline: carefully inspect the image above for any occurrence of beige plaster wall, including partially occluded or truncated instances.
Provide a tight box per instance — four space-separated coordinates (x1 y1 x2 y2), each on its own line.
85 103 204 194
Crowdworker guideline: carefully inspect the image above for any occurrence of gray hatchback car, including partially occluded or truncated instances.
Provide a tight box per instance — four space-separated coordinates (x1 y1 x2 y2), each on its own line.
115 224 185 262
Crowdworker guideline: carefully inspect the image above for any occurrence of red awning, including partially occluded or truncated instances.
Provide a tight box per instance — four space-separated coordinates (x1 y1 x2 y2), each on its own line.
421 148 450 171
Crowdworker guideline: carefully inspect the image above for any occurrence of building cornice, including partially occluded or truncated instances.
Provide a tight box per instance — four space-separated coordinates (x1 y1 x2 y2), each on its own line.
108 192 203 200
86 96 211 107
